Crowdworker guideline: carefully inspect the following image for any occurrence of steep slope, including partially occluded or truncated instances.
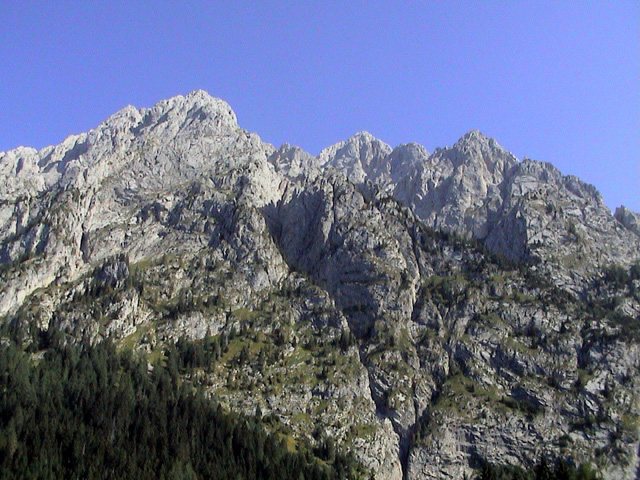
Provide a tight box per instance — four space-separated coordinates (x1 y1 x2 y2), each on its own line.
0 90 281 317
1 91 639 479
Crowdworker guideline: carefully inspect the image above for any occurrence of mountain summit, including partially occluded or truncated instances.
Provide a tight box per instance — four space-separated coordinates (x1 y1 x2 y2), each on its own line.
1 91 639 479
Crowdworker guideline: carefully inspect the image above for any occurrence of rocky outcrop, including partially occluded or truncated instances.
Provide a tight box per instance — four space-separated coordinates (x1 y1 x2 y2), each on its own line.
1 91 639 479
313 130 640 291
616 206 640 237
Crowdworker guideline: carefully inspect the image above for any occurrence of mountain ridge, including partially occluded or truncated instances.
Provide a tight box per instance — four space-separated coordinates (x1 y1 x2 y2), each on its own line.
1 90 632 216
1 90 639 479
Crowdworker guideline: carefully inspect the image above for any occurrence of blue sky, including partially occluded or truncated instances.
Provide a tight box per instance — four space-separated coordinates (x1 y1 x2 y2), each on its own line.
1 1 638 210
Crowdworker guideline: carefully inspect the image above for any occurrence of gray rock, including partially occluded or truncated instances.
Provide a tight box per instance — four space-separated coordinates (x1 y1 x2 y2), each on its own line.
615 206 640 237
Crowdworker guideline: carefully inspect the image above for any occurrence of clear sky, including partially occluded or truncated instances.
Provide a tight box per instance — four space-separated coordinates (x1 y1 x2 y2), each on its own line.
1 1 638 210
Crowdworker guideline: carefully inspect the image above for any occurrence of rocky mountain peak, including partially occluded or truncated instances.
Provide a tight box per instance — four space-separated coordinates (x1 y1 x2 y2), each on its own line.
319 131 391 162
0 91 244 203
80 91 239 146
128 90 239 139
456 128 491 144
318 131 392 184
103 104 142 126
153 89 237 122
348 130 383 143
446 129 517 172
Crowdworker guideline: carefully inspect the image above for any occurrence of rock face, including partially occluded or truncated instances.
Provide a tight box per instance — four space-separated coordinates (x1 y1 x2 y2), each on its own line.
316 130 639 290
1 91 639 479
616 206 640 237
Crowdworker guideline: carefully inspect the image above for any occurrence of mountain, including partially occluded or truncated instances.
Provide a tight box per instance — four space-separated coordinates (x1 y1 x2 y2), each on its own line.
1 91 639 479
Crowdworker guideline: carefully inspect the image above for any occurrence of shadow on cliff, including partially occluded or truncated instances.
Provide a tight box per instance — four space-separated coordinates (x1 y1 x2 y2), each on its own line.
262 187 380 338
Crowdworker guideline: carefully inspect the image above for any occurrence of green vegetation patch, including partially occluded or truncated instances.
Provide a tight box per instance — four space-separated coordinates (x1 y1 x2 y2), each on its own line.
0 337 363 480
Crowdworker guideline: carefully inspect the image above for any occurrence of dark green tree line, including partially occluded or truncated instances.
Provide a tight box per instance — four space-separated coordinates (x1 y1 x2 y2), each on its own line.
0 339 360 479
